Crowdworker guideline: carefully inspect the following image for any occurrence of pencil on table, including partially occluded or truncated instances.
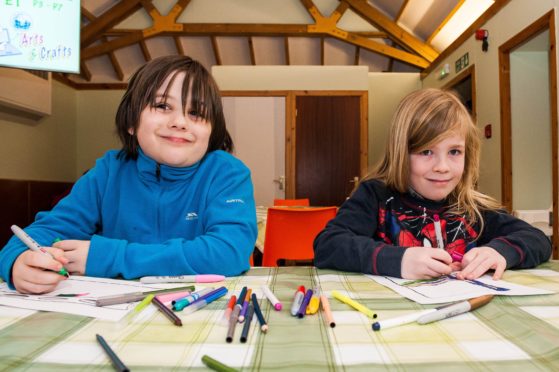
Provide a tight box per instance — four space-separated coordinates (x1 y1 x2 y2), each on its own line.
320 294 336 328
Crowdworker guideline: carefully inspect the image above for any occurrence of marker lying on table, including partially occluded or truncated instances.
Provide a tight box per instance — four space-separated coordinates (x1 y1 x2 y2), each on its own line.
331 290 377 319
95 286 195 307
417 295 494 324
96 334 130 372
140 274 225 284
11 225 69 278
373 295 495 330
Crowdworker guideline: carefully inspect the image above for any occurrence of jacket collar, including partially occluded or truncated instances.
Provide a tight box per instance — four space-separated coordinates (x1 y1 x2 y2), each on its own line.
136 148 201 185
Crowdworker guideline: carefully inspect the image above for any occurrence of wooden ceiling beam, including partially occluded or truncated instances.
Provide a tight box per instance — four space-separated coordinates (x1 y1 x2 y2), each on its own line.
139 40 151 61
284 37 290 65
345 0 439 61
103 36 124 81
248 37 256 65
174 36 185 55
211 36 222 65
426 0 465 44
81 0 143 47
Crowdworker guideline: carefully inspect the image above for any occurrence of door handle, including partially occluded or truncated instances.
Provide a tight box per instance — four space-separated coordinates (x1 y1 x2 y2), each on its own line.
273 176 285 190
349 176 359 184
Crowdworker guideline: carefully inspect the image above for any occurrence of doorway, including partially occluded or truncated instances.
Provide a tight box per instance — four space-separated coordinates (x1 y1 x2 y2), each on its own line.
443 65 476 118
499 10 558 258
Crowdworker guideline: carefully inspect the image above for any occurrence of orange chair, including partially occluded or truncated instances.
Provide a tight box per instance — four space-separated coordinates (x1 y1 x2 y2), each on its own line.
262 206 337 266
273 198 310 207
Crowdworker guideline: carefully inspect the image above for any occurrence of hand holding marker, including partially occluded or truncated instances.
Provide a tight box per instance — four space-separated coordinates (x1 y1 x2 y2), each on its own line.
11 225 69 278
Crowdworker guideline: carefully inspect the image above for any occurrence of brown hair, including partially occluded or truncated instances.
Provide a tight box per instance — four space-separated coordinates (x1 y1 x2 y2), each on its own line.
115 55 232 159
364 88 501 228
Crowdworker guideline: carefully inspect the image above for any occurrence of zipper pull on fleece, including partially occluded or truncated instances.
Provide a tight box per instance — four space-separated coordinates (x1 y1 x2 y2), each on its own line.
156 163 161 181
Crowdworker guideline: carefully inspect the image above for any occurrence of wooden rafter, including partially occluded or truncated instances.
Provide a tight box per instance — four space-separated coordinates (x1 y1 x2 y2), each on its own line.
81 0 429 69
139 40 151 61
284 37 290 65
211 36 222 65
345 0 439 61
81 0 143 47
426 0 465 44
299 0 429 68
248 37 256 65
174 36 184 55
395 0 409 22
103 36 124 81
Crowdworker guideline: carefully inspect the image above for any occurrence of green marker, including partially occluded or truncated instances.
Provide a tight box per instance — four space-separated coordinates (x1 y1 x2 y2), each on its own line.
201 355 238 372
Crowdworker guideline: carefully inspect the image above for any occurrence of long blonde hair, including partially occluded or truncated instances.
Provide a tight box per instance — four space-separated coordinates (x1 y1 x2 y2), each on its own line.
364 88 501 229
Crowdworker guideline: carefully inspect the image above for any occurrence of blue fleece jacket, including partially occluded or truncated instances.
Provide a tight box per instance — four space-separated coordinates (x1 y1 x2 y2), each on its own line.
0 149 257 287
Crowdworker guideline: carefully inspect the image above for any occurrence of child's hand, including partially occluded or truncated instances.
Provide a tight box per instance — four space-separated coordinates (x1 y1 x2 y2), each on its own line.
454 247 506 280
52 240 90 275
401 248 453 279
12 249 69 294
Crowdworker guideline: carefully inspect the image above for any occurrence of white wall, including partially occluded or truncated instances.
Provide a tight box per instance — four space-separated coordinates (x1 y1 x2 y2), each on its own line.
75 90 123 175
511 50 552 210
0 81 76 181
367 73 421 169
422 0 558 201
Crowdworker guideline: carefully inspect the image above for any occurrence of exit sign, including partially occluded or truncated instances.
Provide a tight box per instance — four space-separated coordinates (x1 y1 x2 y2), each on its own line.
455 52 469 73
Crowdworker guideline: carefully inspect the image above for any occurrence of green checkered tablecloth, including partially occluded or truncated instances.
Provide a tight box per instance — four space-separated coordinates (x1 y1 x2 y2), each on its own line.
1 263 558 371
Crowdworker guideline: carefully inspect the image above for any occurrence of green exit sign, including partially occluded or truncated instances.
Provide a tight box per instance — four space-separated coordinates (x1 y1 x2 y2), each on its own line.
455 52 469 73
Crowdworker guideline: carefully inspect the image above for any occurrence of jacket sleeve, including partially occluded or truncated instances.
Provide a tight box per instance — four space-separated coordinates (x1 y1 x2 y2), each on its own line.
313 182 406 277
0 164 105 288
86 161 257 279
478 210 552 269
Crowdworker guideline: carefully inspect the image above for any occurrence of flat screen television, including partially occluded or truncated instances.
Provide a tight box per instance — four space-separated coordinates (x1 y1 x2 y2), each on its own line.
0 0 80 73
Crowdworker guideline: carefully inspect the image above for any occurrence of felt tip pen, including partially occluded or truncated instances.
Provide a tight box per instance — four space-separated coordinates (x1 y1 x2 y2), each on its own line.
140 274 225 284
372 309 436 331
222 295 237 322
11 225 69 278
306 290 320 315
226 306 241 343
201 354 239 372
290 286 305 316
433 214 444 249
239 304 254 343
296 288 314 318
261 285 282 311
320 295 336 328
95 285 195 307
96 334 130 372
251 293 268 333
331 290 377 319
180 287 228 315
172 287 215 311
417 295 494 324
238 289 252 323
151 295 182 326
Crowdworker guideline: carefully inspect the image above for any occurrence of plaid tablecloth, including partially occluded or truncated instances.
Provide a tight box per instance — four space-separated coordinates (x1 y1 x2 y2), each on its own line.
1 262 558 371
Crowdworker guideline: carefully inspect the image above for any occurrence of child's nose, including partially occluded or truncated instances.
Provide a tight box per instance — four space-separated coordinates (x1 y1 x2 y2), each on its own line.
433 156 450 172
169 113 188 130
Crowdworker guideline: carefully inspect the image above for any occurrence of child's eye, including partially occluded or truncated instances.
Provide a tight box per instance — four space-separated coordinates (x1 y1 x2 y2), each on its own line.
419 150 433 156
188 110 202 120
154 102 170 110
449 149 463 156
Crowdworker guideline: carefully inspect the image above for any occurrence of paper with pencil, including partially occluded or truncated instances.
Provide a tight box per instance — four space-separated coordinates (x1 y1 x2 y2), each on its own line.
0 276 192 321
369 273 554 304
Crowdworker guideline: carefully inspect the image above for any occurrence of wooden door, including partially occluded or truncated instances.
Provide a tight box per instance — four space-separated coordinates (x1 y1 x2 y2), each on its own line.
295 95 361 206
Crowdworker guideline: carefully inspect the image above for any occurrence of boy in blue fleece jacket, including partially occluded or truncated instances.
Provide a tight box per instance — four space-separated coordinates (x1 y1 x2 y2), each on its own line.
1 56 257 294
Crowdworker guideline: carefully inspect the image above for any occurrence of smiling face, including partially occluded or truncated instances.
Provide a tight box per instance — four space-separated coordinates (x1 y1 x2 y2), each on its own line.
409 131 466 201
131 71 211 168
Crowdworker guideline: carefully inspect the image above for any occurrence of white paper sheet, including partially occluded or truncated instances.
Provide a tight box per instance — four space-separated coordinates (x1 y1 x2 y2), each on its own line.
368 273 554 304
0 276 195 321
